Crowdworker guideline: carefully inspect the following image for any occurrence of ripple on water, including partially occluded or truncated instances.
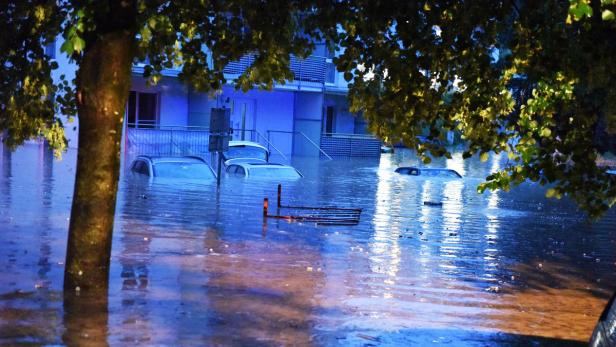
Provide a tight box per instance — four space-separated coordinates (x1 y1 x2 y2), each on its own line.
0 145 615 345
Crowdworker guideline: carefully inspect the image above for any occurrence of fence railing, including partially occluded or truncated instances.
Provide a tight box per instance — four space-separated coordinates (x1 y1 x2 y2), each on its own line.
321 132 379 139
125 125 288 163
320 133 382 158
126 127 211 159
224 54 327 84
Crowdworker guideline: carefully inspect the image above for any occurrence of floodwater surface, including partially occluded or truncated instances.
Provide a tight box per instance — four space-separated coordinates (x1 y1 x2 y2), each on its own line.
1 144 616 346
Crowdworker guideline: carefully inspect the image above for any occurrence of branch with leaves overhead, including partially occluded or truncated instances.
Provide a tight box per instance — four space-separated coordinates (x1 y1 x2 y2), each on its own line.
2 0 616 218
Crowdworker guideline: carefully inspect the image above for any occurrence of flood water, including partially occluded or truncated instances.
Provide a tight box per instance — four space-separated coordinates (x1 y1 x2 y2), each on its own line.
1 143 616 346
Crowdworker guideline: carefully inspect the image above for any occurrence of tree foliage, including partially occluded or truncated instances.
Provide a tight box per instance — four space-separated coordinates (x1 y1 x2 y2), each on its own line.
1 0 616 217
329 0 616 217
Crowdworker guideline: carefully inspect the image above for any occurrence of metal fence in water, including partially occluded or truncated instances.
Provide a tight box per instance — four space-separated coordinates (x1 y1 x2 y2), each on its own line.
319 133 382 158
126 127 212 158
125 126 289 165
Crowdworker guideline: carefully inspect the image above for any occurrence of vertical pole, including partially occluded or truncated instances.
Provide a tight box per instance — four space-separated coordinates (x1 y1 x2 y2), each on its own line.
241 103 247 141
216 151 222 187
262 197 268 236
263 198 269 217
277 184 282 208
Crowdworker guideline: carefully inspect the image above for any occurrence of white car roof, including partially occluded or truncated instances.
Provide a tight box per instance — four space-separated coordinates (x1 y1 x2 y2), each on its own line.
136 156 207 164
229 162 303 177
234 163 290 169
228 141 268 152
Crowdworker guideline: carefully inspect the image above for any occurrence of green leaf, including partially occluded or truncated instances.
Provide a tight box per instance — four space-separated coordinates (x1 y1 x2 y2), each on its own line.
602 9 615 21
569 1 593 20
60 38 74 56
480 152 489 162
540 128 551 137
72 36 85 53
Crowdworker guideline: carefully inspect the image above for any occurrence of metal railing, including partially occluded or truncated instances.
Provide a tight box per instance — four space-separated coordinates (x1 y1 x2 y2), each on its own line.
321 132 379 139
125 124 289 163
125 126 212 162
267 130 333 160
224 54 327 84
319 132 382 158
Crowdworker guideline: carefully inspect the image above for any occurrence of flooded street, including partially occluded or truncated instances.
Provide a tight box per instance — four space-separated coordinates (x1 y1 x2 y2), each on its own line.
1 144 616 346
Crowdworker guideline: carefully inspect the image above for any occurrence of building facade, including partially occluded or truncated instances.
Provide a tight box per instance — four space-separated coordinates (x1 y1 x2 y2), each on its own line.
49 39 379 159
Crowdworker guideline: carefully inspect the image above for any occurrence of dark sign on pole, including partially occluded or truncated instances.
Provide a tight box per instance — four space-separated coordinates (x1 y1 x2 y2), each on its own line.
210 108 231 133
209 108 231 186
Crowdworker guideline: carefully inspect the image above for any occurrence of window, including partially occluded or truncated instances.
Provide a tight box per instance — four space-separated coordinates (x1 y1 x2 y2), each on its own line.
132 160 150 176
127 91 158 128
223 145 268 162
153 162 215 179
226 165 245 176
323 106 334 134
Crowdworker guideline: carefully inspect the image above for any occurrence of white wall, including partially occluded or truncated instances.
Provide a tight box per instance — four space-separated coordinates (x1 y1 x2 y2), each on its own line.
130 76 189 127
188 91 217 128
221 87 295 157
293 92 323 156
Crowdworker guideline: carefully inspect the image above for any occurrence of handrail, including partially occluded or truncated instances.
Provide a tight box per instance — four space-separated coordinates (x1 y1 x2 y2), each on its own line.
267 130 333 160
253 130 288 162
299 131 333 160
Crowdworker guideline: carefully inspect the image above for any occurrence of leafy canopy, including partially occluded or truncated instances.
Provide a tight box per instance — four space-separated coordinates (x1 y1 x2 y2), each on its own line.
329 0 616 217
1 0 616 217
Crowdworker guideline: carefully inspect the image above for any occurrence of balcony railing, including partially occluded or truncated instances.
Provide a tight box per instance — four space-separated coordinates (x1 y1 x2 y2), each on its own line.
224 54 327 84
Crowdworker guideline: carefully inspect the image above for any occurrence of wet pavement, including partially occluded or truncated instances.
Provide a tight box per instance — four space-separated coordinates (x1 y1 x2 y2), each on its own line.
1 143 616 346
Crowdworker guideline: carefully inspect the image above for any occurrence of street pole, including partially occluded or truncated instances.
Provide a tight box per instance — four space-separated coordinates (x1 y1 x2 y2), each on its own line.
216 151 222 187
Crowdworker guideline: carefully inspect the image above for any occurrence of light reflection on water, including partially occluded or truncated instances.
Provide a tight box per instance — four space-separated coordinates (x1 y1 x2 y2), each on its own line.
1 144 616 346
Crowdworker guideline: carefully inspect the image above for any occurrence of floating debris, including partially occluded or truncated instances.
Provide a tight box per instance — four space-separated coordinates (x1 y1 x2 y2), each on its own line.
423 201 443 207
486 286 500 293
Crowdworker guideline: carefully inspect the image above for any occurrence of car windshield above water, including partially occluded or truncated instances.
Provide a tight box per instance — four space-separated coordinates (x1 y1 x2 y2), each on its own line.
153 161 215 179
131 156 215 180
248 166 301 179
226 163 302 179
223 142 269 163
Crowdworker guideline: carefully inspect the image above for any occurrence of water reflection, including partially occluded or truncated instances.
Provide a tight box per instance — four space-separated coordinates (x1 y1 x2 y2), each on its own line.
1 145 616 345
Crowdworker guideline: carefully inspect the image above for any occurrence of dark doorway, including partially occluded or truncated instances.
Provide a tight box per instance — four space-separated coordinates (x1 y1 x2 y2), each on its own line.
324 106 334 135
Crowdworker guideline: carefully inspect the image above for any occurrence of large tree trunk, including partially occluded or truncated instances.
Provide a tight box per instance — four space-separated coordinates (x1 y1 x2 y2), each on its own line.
64 31 134 292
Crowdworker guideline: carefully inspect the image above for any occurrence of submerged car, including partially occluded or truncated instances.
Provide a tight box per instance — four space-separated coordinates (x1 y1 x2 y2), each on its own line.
222 141 269 165
395 166 462 178
380 145 394 154
130 156 216 180
226 162 303 179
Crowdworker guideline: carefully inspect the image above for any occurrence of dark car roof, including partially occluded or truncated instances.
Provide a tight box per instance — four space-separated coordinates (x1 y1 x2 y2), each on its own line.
395 166 462 178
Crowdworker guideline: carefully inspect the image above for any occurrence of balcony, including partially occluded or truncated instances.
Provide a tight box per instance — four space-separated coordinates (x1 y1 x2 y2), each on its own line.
131 53 348 92
224 54 327 91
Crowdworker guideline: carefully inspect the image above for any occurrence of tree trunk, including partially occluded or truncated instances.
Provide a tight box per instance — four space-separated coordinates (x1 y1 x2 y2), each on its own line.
64 32 134 292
